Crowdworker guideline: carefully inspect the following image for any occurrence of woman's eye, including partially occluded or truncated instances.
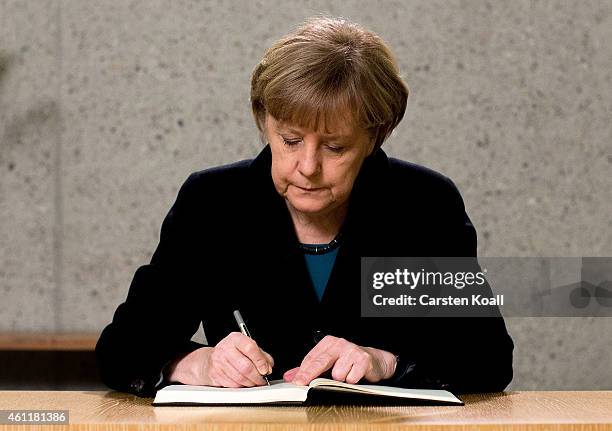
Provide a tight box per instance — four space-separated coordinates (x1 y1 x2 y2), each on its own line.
326 145 344 153
282 138 301 146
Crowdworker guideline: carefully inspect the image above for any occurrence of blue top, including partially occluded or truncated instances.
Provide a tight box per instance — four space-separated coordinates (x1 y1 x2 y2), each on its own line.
301 246 340 301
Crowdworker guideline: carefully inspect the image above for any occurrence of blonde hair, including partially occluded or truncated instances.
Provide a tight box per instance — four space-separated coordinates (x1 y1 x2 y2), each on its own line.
250 15 409 150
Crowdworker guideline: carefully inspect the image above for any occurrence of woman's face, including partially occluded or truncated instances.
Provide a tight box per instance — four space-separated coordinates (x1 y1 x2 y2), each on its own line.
265 113 374 217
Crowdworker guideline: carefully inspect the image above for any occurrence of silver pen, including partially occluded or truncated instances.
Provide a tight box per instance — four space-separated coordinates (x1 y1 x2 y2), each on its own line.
233 309 271 386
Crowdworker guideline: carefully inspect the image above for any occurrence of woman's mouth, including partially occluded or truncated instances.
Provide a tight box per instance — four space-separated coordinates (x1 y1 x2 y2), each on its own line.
295 185 323 192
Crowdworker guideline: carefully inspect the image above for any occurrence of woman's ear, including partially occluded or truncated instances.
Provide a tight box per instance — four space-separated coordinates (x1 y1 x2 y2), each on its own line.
366 133 377 157
261 112 272 145
365 128 378 156
367 141 375 157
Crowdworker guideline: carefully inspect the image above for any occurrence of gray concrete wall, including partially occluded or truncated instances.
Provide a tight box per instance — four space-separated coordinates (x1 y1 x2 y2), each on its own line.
1 0 610 390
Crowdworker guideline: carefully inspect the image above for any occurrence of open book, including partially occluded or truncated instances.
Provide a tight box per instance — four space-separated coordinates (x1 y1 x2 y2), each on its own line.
152 378 463 406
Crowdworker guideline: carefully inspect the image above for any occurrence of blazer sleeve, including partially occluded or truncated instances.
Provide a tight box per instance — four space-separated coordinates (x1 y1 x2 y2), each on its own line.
379 176 514 393
95 173 209 397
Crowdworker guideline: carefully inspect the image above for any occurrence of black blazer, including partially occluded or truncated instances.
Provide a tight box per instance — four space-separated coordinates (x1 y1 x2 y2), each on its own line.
96 145 514 397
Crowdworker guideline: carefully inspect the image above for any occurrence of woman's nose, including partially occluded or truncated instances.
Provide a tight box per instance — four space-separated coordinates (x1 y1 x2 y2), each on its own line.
298 146 321 177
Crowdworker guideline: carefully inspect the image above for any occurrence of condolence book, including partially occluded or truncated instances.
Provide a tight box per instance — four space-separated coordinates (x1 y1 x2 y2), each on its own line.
152 378 463 406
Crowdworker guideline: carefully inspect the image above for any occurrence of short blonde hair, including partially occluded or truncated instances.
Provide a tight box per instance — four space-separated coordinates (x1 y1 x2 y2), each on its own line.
250 16 409 150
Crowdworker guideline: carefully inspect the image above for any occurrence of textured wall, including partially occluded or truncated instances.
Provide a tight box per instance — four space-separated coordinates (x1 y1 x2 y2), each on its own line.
1 0 610 390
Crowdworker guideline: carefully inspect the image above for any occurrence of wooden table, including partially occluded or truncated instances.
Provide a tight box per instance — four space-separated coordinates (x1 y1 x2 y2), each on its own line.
0 391 611 430
0 333 98 351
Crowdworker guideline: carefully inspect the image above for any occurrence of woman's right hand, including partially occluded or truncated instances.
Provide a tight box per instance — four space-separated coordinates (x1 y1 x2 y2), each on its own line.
165 332 274 387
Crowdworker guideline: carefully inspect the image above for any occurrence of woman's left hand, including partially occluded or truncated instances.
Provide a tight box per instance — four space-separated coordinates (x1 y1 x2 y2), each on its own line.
283 335 397 385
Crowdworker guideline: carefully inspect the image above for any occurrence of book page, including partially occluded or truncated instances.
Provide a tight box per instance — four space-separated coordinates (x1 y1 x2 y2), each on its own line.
307 378 462 404
154 380 309 405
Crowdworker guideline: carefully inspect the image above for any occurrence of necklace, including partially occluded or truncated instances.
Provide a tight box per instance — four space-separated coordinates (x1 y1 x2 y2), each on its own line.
297 232 343 255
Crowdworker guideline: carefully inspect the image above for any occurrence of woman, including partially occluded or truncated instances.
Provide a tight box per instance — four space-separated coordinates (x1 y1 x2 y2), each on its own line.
96 16 513 397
